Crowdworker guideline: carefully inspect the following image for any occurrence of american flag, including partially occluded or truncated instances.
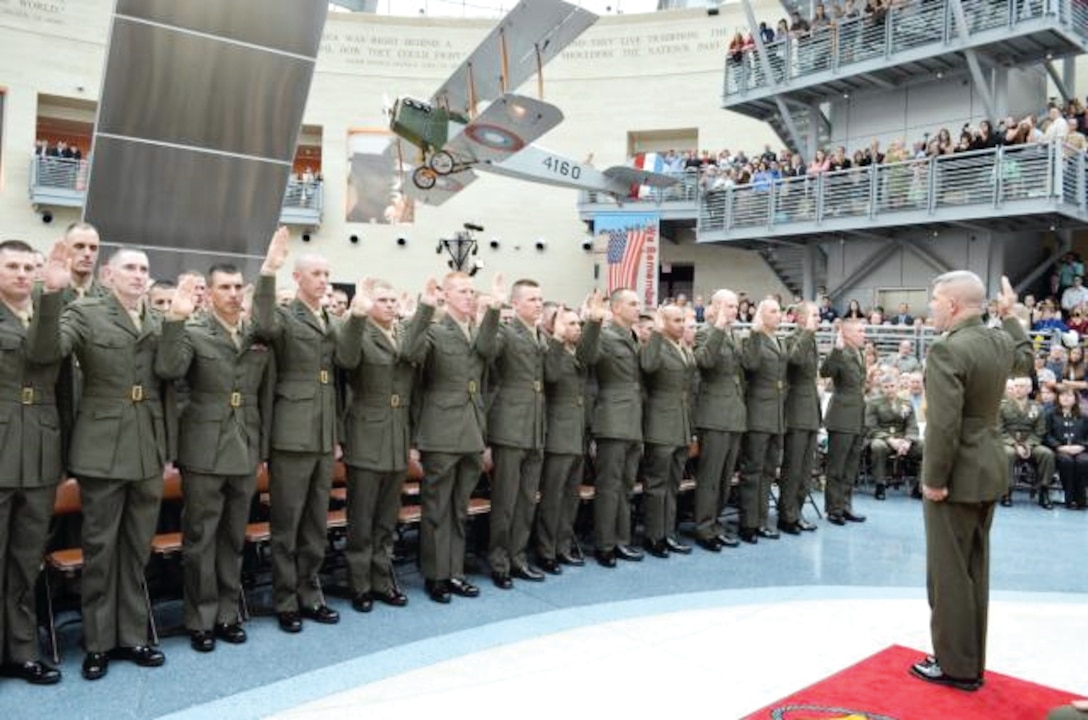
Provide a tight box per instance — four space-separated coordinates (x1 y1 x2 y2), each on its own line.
606 225 648 294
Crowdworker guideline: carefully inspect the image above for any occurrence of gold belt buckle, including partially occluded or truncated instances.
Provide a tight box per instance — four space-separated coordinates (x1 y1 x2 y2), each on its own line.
131 385 144 402
230 391 242 408
468 380 478 394
21 387 34 405
532 380 542 393
390 393 401 408
319 370 329 384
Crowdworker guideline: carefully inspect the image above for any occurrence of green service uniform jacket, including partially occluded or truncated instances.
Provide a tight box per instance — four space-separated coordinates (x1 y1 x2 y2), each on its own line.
543 320 601 455
820 346 867 435
415 308 500 454
740 330 788 435
587 323 644 442
156 316 274 474
866 395 921 442
785 329 822 432
640 332 695 447
488 318 547 450
999 398 1047 450
251 275 345 454
338 305 433 471
692 326 746 433
924 317 1032 502
41 292 169 480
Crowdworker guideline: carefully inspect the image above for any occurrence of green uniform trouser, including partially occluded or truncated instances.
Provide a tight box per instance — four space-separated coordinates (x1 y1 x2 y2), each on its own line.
0 485 54 662
1003 445 1055 492
924 498 995 680
489 445 543 575
78 475 163 652
643 443 687 542
593 439 641 552
870 438 925 487
180 471 256 631
781 429 818 525
825 431 865 516
536 453 583 560
739 431 782 530
269 451 334 613
420 452 481 582
693 429 742 540
345 466 405 596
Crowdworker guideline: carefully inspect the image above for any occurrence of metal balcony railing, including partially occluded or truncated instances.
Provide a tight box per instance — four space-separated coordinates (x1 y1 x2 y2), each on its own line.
724 0 1085 98
28 156 324 223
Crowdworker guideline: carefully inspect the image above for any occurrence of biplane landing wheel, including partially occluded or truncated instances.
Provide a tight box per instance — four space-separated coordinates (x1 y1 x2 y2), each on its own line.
412 166 438 190
429 150 455 175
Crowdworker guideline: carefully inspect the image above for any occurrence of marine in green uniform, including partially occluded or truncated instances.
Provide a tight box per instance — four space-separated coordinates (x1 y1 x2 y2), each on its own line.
585 289 645 567
0 241 68 686
780 301 822 533
487 279 548 588
691 289 746 551
155 265 274 652
910 272 1031 690
336 278 435 612
820 317 868 525
415 272 500 604
49 248 173 680
251 229 347 633
738 298 788 543
866 374 924 500
640 305 696 557
999 375 1054 508
536 301 603 570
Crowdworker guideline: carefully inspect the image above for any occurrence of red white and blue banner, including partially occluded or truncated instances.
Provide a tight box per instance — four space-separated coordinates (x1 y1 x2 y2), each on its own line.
596 211 660 309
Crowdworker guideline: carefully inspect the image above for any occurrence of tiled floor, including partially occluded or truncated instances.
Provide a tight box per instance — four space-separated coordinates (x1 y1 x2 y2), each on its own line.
6 492 1086 720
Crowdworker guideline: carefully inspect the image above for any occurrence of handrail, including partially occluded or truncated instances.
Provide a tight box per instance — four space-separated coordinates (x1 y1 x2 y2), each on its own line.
724 0 1083 99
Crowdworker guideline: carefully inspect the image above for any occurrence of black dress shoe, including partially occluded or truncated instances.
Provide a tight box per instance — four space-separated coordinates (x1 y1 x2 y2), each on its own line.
715 533 741 547
665 537 692 554
827 513 846 526
110 645 165 667
538 558 563 575
738 528 758 544
425 579 452 604
1 660 61 685
214 622 247 644
372 588 409 607
842 511 866 523
695 536 723 552
81 652 109 681
757 526 780 540
1000 494 1013 507
615 544 644 561
448 577 480 597
595 549 617 568
491 572 513 589
278 611 303 633
352 592 374 613
189 631 215 653
797 519 818 532
776 521 802 535
557 551 585 567
644 539 669 558
512 565 546 581
1040 493 1053 510
301 604 340 624
874 484 886 501
909 657 981 692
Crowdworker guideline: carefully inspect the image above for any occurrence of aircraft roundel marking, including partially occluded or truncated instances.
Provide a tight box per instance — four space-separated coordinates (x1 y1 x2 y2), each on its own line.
464 123 525 152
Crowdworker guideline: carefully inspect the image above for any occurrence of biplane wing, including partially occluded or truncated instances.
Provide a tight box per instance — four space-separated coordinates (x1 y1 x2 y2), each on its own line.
603 166 681 189
431 0 597 116
403 168 480 206
443 94 563 165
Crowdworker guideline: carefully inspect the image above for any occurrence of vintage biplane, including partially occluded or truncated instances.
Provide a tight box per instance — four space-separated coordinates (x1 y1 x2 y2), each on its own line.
387 0 677 205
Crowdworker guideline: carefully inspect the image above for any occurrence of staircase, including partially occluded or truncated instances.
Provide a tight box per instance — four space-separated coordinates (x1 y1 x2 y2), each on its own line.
758 243 827 299
766 103 831 159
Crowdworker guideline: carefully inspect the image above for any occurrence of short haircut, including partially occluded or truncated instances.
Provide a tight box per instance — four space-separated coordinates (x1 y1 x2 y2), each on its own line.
107 247 147 267
442 271 471 289
0 239 35 254
150 279 176 291
179 269 207 281
206 264 239 281
511 278 540 300
64 221 98 238
932 270 986 308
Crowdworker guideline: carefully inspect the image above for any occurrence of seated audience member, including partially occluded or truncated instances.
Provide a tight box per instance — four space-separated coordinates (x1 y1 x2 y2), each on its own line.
889 302 913 325
1034 303 1068 332
999 376 1055 508
843 299 865 320
1047 343 1068 380
1045 385 1088 509
1034 351 1058 394
818 295 839 324
1068 307 1088 336
1062 276 1088 314
866 374 924 499
1039 385 1058 414
885 339 921 374
906 371 925 423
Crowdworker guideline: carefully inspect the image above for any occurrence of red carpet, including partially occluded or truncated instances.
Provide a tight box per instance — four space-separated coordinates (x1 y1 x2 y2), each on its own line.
741 645 1079 720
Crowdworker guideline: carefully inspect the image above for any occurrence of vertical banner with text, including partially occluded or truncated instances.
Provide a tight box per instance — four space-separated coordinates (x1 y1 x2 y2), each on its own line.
595 211 660 309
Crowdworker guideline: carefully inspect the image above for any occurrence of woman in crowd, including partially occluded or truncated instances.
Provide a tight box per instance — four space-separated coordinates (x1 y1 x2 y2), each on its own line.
1045 385 1088 509
844 298 865 320
807 148 831 175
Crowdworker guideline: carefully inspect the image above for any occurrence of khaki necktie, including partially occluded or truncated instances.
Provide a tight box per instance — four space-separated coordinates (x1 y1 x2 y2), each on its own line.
229 326 242 350
18 311 31 329
128 309 142 333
